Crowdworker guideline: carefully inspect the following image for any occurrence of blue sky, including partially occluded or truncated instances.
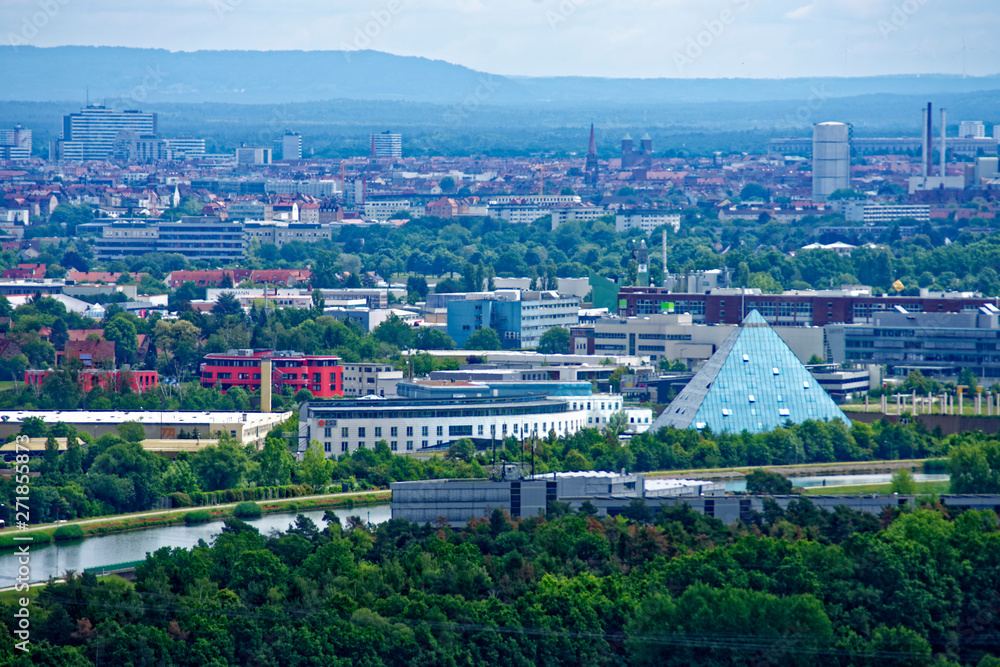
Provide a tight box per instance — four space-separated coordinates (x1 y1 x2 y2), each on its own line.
3 0 998 78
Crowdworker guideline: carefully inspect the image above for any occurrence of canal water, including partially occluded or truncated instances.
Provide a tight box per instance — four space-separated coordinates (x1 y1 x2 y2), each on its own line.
724 473 950 493
0 504 392 586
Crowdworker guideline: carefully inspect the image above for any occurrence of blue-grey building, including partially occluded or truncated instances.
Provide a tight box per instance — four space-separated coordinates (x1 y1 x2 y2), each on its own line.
447 290 580 349
826 306 1000 380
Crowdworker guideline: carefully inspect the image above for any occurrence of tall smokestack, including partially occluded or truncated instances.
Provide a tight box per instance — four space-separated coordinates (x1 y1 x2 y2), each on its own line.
921 107 928 178
662 229 667 288
926 102 933 178
261 358 272 413
940 108 947 177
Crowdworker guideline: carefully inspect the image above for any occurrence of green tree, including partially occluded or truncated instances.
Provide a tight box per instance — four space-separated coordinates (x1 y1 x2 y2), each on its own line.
890 468 917 494
300 440 332 488
745 469 793 494
464 327 502 350
538 326 570 355
104 315 138 366
949 437 1000 493
446 438 476 463
413 327 455 350
191 440 251 491
117 421 147 443
372 313 413 349
740 182 771 202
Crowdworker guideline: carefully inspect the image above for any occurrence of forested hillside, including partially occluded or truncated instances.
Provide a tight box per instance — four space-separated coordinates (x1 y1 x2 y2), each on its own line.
3 499 998 665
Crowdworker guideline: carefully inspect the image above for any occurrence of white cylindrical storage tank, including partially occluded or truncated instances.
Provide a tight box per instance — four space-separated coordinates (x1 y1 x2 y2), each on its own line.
812 122 850 202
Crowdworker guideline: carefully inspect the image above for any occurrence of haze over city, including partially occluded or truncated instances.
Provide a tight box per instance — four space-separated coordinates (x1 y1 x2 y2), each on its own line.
2 0 999 78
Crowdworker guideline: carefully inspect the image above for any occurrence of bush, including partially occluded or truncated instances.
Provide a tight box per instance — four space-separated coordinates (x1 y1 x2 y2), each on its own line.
53 525 85 541
184 510 212 524
167 492 194 508
233 501 262 519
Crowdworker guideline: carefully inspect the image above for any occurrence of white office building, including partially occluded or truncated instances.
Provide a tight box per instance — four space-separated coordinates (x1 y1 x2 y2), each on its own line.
615 210 681 233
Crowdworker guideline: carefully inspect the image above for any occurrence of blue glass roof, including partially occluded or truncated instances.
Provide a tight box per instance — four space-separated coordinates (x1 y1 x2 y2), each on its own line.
651 310 851 434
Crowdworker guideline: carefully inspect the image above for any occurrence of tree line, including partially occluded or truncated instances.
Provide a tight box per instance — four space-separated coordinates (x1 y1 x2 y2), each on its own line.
3 494 998 665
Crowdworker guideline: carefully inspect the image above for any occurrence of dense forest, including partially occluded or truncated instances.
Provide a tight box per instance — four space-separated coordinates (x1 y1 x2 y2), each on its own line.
3 497 999 665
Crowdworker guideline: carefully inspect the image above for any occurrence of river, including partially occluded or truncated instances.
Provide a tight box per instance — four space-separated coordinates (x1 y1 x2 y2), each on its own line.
0 504 392 586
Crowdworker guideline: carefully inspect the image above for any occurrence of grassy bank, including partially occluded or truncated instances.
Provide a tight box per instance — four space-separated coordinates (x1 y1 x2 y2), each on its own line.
647 459 934 480
0 491 390 551
801 480 951 496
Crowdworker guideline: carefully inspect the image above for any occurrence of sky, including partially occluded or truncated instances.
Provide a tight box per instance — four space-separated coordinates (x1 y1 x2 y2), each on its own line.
3 0 999 79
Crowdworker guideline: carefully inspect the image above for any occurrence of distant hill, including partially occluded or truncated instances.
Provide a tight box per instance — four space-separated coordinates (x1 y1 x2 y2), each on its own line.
4 46 1000 106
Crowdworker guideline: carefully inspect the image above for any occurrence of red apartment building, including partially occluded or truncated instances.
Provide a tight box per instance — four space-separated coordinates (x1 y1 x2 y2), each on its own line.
200 349 343 398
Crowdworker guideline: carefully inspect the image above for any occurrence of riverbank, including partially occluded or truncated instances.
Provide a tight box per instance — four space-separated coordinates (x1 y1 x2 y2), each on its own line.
646 459 938 482
0 489 390 551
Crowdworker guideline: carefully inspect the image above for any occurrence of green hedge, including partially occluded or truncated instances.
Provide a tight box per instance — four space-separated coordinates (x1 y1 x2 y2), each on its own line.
167 492 194 508
233 502 262 519
53 525 85 541
184 510 212 524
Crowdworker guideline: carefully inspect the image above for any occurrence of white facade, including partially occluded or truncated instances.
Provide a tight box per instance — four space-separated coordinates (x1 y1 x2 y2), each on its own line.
341 363 404 398
236 147 272 165
812 122 850 202
615 210 681 233
300 393 628 457
364 199 411 220
959 121 986 139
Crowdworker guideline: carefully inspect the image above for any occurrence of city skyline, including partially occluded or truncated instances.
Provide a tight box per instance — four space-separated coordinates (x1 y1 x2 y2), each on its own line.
1 0 998 79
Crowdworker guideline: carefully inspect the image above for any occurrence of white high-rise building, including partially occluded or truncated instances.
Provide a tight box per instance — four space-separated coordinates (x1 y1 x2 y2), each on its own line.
280 131 302 160
812 122 851 202
370 131 402 158
0 125 31 159
959 121 986 139
55 106 156 161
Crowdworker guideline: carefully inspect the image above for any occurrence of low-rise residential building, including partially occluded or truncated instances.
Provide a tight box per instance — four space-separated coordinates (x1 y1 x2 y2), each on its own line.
615 210 681 233
341 362 405 398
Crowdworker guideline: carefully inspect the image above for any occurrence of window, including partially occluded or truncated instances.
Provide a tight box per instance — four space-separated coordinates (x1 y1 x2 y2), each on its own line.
406 426 413 436
375 427 382 438
358 427 366 438
748 395 755 403
422 426 429 436
477 425 484 435
341 442 348 452
436 425 443 436
324 427 331 437
422 440 428 448
406 441 413 450
450 425 472 436
391 441 397 451
391 426 398 437
341 427 349 437
324 442 331 452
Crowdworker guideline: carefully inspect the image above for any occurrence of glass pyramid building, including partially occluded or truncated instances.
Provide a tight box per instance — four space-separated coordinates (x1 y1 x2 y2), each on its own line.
650 310 852 434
